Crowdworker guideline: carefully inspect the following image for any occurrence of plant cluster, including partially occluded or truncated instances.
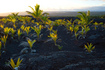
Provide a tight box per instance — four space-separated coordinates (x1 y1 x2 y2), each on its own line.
0 4 104 69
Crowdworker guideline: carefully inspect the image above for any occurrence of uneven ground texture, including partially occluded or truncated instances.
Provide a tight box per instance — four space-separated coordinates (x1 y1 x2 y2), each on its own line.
0 17 105 70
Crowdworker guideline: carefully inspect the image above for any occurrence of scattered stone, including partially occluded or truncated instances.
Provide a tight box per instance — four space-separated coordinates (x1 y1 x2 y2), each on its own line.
88 34 100 39
44 38 53 43
31 49 36 53
18 41 29 47
30 33 37 38
20 48 30 54
57 39 62 43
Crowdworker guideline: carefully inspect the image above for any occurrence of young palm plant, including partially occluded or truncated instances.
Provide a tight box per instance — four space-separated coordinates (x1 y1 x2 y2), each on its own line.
56 44 63 50
48 26 53 32
69 26 74 33
18 16 26 25
66 19 72 29
46 20 53 27
4 27 10 35
10 58 22 70
94 22 99 30
48 30 58 45
26 4 43 22
84 26 90 34
18 29 22 40
74 25 79 34
27 39 36 49
10 28 16 37
21 25 25 32
8 13 19 19
26 4 49 23
25 26 31 35
84 43 95 53
7 13 18 25
75 10 93 26
25 16 32 23
31 25 42 40
0 35 8 48
80 27 85 36
1 18 8 24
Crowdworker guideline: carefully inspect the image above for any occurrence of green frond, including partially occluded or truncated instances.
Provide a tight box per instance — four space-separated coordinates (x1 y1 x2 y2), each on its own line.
87 10 90 16
29 6 35 12
35 4 40 12
16 58 21 67
32 40 36 45
92 46 95 50
42 12 49 16
10 59 15 69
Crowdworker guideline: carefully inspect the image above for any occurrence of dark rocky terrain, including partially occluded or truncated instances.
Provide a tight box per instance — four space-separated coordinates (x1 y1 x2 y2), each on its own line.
0 17 105 70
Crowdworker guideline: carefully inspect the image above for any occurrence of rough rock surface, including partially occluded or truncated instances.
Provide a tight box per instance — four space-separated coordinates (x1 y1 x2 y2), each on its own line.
0 17 105 70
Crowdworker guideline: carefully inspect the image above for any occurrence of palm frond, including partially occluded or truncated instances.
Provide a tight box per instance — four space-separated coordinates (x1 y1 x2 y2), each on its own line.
28 6 35 12
87 10 90 16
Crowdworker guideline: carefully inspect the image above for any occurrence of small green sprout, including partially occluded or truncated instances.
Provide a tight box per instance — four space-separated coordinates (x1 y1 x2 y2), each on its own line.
48 26 53 32
35 22 40 25
10 58 22 69
11 18 16 24
1 18 7 23
52 30 57 34
21 25 25 32
84 43 95 53
0 24 4 28
55 44 63 50
84 26 90 34
31 20 35 24
13 24 17 29
48 32 58 45
10 28 16 37
67 19 72 25
46 20 52 26
75 33 79 39
69 26 73 33
54 19 62 25
94 22 99 30
66 19 72 28
0 35 8 48
80 27 85 36
4 27 10 35
27 39 36 49
99 22 103 25
62 19 66 25
25 16 32 23
99 22 104 27
25 26 31 35
18 16 26 25
31 25 42 39
18 29 22 39
74 25 79 34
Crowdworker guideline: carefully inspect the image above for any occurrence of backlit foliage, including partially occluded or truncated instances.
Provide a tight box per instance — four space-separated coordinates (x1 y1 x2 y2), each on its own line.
10 58 22 69
0 4 104 60
84 43 95 53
